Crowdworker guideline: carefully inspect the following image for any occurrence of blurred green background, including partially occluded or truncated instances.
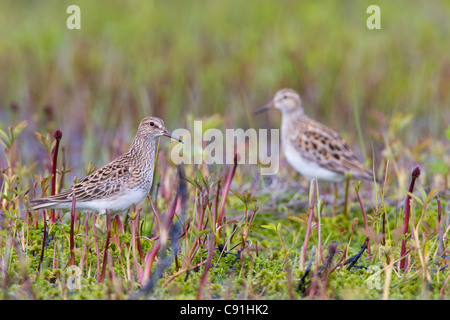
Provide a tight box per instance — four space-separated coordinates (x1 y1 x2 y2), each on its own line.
0 0 449 173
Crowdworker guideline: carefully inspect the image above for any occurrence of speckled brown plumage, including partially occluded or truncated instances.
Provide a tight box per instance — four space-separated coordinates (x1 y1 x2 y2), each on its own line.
284 114 374 181
255 88 377 182
29 117 181 214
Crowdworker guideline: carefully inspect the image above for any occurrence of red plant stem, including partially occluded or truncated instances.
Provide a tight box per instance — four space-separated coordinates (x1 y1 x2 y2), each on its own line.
131 215 144 283
142 242 160 283
218 153 238 226
69 195 76 266
302 179 316 269
136 213 145 263
99 210 112 283
196 231 215 299
79 213 89 272
399 166 421 270
143 191 180 283
436 195 442 226
196 193 206 230
50 129 62 223
214 180 221 222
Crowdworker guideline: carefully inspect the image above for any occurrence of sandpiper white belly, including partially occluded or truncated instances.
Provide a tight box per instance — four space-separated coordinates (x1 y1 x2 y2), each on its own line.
43 188 149 214
80 188 149 213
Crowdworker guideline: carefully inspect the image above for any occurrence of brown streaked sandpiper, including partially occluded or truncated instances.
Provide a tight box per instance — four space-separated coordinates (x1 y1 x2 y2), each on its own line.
254 88 377 183
29 116 183 214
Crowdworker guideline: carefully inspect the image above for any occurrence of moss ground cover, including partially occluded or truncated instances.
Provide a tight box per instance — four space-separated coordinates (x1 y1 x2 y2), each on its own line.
0 1 449 300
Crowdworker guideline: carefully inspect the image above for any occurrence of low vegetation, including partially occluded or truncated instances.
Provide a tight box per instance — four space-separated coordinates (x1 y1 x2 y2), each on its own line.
0 1 449 300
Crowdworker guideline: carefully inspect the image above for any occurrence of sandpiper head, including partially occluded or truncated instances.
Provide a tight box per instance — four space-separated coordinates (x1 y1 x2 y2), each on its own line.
254 88 303 115
138 117 183 143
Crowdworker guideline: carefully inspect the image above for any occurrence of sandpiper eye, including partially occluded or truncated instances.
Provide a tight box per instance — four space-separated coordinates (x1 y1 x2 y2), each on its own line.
283 95 287 99
150 122 155 126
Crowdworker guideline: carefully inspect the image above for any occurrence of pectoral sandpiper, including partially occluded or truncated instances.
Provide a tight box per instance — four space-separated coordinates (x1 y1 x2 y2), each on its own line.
29 116 182 214
255 88 377 183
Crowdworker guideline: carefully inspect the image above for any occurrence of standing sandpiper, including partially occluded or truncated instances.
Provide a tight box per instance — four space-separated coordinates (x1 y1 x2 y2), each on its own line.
29 117 183 214
254 89 376 183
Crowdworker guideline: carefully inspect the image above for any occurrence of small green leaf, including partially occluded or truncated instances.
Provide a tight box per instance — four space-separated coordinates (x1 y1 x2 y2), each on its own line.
261 223 276 232
183 176 201 190
230 189 244 202
85 161 96 176
353 180 361 192
406 192 423 206
195 168 206 188
190 224 210 238
12 120 28 140
0 138 7 149
0 128 9 143
423 186 445 206
288 216 305 225
418 187 427 203
1 193 11 201
299 213 309 223
34 131 52 151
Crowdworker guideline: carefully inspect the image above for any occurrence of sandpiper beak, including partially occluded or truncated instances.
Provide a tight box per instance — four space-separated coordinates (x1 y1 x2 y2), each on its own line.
254 101 274 115
162 129 184 143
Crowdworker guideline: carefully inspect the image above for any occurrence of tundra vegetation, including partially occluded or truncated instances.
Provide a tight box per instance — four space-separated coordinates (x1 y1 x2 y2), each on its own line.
0 1 449 299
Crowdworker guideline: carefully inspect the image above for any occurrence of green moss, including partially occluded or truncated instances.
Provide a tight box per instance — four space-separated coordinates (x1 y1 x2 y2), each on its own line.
1 0 448 300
